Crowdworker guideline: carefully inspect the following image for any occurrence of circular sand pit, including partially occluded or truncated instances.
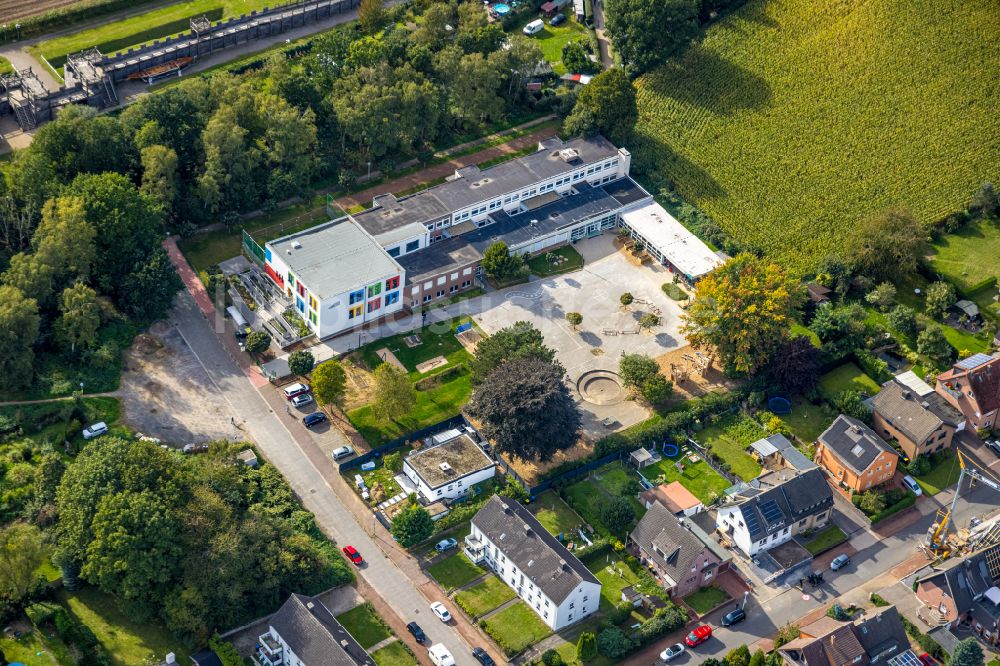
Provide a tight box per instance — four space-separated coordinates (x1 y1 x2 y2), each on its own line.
577 370 626 405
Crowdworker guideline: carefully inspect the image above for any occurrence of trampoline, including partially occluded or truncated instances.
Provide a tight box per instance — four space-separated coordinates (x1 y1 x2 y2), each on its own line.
768 395 792 414
662 442 680 458
493 2 511 14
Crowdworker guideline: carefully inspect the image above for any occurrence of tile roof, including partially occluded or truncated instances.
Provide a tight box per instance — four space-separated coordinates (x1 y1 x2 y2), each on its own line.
919 542 1000 625
783 606 909 666
732 468 834 542
629 503 729 586
640 481 703 514
269 594 375 666
818 415 897 475
872 380 963 445
471 496 599 604
938 354 1000 416
854 606 910 663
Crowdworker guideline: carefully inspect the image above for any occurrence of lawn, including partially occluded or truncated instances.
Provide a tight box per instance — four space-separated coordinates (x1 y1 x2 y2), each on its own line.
586 556 643 612
782 397 835 444
371 640 419 666
425 553 486 592
696 414 765 481
929 219 1000 292
800 524 848 556
0 630 59 664
355 317 474 379
335 603 391 649
914 450 963 496
639 456 731 504
481 601 553 656
527 246 585 277
940 326 989 358
632 0 1000 274
563 463 646 535
683 585 730 615
58 586 189 665
529 490 585 536
518 11 590 75
454 575 517 617
820 363 881 397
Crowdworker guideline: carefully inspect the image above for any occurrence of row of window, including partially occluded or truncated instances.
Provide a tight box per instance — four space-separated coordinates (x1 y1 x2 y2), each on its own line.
346 291 400 319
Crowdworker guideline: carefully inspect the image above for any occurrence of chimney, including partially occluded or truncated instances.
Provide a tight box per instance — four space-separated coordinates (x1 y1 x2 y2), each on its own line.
523 523 532 536
901 390 911 399
559 558 567 570
307 602 315 610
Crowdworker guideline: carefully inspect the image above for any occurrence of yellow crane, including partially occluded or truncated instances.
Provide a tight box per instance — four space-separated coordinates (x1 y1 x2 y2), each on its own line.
925 448 1000 559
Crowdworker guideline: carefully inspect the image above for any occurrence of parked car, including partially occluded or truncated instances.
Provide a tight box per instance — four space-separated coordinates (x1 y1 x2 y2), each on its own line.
435 538 458 552
986 440 1000 457
522 18 543 35
430 601 452 623
82 422 108 440
304 411 328 428
330 444 354 459
548 12 567 25
831 554 851 571
183 442 209 454
291 393 314 408
282 382 310 400
902 475 923 496
919 654 937 666
685 625 712 647
721 607 746 627
406 622 427 643
342 545 363 566
472 647 496 665
428 644 455 666
660 643 685 661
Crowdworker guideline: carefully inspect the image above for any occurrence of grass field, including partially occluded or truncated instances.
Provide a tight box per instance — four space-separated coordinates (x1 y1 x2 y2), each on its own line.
633 0 1000 273
819 363 880 397
800 525 848 556
526 246 585 277
481 601 553 656
929 219 1000 292
914 450 963 496
355 317 473 379
586 556 643 612
530 490 585 536
371 640 419 666
696 414 765 481
335 603 391 649
518 11 590 75
639 456 731 504
563 463 646 536
683 585 730 615
454 575 517 617
782 398 834 444
425 553 485 592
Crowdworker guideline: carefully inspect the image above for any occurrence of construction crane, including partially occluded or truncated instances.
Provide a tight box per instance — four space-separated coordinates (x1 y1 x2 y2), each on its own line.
925 449 1000 559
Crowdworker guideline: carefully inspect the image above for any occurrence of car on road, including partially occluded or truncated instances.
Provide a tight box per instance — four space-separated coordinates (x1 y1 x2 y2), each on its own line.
831 554 851 571
685 625 712 647
282 382 310 400
304 412 328 428
291 393 314 408
406 622 427 643
435 538 458 552
721 607 746 627
902 475 922 496
549 13 567 25
82 422 109 440
430 601 452 623
428 644 455 666
472 647 496 665
660 643 685 661
342 545 363 566
986 440 1000 457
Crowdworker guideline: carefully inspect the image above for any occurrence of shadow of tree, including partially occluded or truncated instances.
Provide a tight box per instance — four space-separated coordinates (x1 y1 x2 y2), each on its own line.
642 46 772 115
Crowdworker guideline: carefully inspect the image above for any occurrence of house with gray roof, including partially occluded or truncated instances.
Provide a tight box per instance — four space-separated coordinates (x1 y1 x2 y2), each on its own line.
914 542 1000 648
716 468 833 557
816 415 899 494
256 593 375 666
872 377 964 459
779 605 912 666
629 502 731 598
465 496 601 630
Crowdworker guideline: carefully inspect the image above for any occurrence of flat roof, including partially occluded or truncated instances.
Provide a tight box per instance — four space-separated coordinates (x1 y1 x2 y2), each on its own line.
405 433 494 489
267 220 402 299
620 202 723 279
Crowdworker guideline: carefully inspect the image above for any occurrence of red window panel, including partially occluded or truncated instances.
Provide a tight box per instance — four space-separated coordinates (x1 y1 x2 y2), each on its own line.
264 263 284 287
386 276 400 290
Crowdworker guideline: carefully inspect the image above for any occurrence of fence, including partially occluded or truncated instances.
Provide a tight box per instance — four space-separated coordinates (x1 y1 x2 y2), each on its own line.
337 414 470 473
499 451 626 498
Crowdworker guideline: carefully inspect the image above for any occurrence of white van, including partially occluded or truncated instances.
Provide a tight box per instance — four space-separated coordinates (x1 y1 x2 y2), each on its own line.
522 18 544 35
428 644 455 666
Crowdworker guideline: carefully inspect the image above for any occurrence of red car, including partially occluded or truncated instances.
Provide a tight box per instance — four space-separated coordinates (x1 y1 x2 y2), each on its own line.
342 545 363 566
919 654 937 666
685 625 712 648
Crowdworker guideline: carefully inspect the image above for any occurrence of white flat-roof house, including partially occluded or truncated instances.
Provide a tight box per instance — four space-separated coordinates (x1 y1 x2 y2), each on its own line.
402 428 495 502
618 201 724 284
465 496 601 631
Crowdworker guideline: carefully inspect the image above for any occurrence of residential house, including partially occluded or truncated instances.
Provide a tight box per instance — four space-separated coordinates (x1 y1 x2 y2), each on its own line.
716 468 834 557
871 374 964 459
815 415 899 494
402 428 495 503
750 434 817 473
639 481 705 516
256 594 375 666
806 282 832 305
936 353 1000 432
465 496 601 630
778 605 912 666
629 502 731 598
914 542 1000 647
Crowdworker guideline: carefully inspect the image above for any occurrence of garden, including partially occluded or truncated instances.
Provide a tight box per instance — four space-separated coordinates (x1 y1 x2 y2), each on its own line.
929 219 1000 294
562 462 647 537
480 600 553 657
912 449 963 496
526 246 585 278
585 554 645 613
638 452 731 504
337 603 419 666
371 640 419 666
799 525 848 556
529 490 586 538
694 413 766 481
683 585 730 615
425 552 487 592
515 10 592 76
454 575 517 618
853 487 917 524
819 363 881 398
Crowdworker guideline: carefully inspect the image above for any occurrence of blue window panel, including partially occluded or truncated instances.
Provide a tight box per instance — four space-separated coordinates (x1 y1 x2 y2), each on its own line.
296 297 304 313
349 289 365 305
385 291 399 306
265 248 272 262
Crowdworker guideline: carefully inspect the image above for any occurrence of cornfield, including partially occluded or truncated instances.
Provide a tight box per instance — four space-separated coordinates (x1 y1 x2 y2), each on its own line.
633 0 1000 273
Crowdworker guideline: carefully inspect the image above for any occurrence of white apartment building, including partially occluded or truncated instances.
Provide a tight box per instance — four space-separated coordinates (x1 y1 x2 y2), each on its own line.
256 593 374 666
402 428 495 502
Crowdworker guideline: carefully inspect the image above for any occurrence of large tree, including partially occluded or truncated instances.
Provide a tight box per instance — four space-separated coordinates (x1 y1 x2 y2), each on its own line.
480 241 525 282
950 639 984 666
466 355 581 461
0 523 46 604
809 304 868 359
33 196 96 290
563 68 637 145
766 335 821 394
391 503 434 548
120 247 183 323
681 254 800 375
469 321 555 384
0 285 40 389
312 360 347 406
372 363 416 421
56 283 101 353
619 353 659 388
849 208 925 283
140 144 180 220
604 0 699 74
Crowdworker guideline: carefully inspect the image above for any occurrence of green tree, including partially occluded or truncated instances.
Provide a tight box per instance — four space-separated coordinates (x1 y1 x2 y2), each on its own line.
639 312 660 329
0 523 46 603
469 321 555 384
372 363 416 421
383 451 403 473
749 650 766 666
0 285 40 388
481 241 526 282
917 326 952 366
924 281 956 320
682 254 800 375
774 624 800 648
435 47 505 124
197 104 264 213
577 631 597 662
970 182 999 217
886 305 918 338
604 0 699 74
56 283 101 353
832 390 869 421
358 0 385 34
120 248 183 323
561 39 596 74
727 645 752 666
809 304 868 358
466 355 581 461
312 360 347 406
596 626 636 659
566 312 583 330
2 253 55 308
950 638 984 666
140 144 180 220
32 452 67 512
563 68 637 144
619 292 634 307
600 497 635 535
541 648 564 666
243 330 272 355
641 373 673 404
619 353 659 387
288 351 315 377
907 456 931 477
391 503 434 548
34 196 97 289
858 490 885 514
865 282 897 311
850 208 925 283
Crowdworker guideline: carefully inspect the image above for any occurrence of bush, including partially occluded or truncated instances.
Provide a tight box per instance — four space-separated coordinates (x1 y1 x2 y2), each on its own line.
25 602 59 627
855 349 892 384
597 627 636 659
577 631 598 662
870 593 890 607
869 491 916 523
541 649 564 666
600 497 636 535
210 635 249 666
908 455 931 477
662 282 687 300
774 624 800 648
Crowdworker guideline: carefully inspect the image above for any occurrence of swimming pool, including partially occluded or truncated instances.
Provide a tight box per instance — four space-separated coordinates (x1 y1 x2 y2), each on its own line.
493 2 511 15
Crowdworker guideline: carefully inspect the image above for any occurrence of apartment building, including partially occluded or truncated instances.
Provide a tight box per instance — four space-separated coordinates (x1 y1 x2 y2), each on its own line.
871 373 964 459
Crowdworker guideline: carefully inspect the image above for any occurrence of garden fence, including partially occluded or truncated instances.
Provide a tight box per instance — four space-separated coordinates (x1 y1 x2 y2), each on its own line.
337 414 469 472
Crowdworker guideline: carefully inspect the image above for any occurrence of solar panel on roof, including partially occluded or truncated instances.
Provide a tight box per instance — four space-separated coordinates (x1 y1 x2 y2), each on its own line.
743 510 761 536
760 500 784 525
957 353 994 370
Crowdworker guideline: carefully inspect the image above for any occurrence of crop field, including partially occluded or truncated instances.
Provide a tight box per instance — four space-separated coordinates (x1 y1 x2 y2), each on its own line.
633 0 1000 273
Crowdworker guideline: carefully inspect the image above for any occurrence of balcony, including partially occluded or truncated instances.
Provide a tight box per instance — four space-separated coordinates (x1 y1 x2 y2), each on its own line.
464 535 486 565
256 633 283 666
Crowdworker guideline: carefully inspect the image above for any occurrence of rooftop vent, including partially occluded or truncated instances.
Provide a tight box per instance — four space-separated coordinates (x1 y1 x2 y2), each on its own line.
307 602 315 609
530 219 538 226
340 640 349 648
439 462 453 472
921 401 930 408
527 559 534 567
559 558 567 569
291 240 302 249
559 148 580 163
523 523 531 535
901 390 912 399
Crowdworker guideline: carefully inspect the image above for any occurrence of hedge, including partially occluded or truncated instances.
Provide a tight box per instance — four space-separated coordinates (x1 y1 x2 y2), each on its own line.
868 491 917 524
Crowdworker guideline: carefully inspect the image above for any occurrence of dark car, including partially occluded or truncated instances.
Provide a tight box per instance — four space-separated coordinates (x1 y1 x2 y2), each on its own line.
406 622 427 643
303 411 327 428
721 607 746 627
548 12 567 25
472 647 496 666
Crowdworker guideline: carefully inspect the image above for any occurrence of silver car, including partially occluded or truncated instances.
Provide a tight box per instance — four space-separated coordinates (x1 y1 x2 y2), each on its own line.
661 643 685 662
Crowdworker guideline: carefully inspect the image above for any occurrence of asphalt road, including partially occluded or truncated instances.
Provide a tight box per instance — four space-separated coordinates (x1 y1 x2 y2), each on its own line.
169 290 477 665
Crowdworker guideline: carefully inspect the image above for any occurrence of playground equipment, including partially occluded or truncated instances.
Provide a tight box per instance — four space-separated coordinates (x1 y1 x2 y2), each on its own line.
669 362 689 383
681 351 715 375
